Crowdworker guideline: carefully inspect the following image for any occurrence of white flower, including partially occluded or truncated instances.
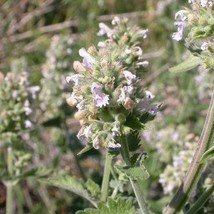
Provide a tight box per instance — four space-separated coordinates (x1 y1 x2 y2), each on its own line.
79 48 95 68
97 23 113 37
91 82 109 108
175 10 188 21
138 29 148 39
29 86 40 99
145 90 155 99
112 16 120 25
122 70 136 85
66 74 84 86
25 120 32 128
137 91 158 115
172 21 186 41
137 61 149 67
201 0 213 7
92 136 100 149
117 86 134 103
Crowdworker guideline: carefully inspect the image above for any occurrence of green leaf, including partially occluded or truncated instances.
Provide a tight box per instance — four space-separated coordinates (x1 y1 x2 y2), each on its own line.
169 56 200 74
76 197 136 214
125 115 145 130
21 166 52 178
77 144 93 156
122 164 150 181
199 146 214 163
39 174 96 206
85 179 100 197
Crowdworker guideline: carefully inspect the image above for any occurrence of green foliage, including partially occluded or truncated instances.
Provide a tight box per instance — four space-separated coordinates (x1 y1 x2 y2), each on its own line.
169 56 200 74
200 146 214 163
76 197 136 214
39 174 97 206
122 164 150 181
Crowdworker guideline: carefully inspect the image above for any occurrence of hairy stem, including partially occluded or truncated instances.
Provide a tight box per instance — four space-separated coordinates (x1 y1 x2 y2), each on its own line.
6 147 13 214
186 184 214 214
121 138 150 214
164 90 214 214
101 150 112 202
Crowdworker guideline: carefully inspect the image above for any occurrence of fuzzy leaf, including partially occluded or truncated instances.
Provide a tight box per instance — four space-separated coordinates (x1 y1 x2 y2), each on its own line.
169 56 200 74
85 179 100 197
199 146 214 163
125 115 145 130
122 164 150 181
39 174 96 206
76 197 136 214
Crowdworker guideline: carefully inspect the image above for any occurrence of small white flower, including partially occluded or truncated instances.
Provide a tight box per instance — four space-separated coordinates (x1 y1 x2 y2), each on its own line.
137 61 149 67
172 21 186 41
29 86 40 99
145 90 155 99
97 23 113 37
91 82 109 108
25 120 32 128
92 136 100 149
139 29 148 39
112 16 120 25
201 0 213 7
175 10 188 21
107 141 121 148
122 70 136 85
79 48 95 67
66 74 84 86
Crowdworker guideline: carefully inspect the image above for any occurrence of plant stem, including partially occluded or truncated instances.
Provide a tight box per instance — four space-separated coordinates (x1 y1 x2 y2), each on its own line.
101 150 112 202
6 147 13 214
186 184 214 214
164 90 214 214
120 139 150 214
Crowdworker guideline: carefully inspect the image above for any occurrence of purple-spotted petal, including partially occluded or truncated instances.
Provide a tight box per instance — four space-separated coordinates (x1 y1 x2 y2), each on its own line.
91 82 109 108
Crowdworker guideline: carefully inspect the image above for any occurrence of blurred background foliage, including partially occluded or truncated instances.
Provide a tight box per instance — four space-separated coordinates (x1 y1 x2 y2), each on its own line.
0 0 213 213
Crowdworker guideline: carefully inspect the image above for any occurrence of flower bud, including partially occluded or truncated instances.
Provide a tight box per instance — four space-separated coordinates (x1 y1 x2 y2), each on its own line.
88 114 96 121
74 111 86 120
66 96 77 106
73 61 86 73
87 46 96 55
115 113 126 124
123 97 135 109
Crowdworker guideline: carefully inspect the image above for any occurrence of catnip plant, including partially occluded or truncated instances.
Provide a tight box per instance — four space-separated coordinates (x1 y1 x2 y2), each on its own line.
65 17 159 213
164 1 214 213
0 58 39 214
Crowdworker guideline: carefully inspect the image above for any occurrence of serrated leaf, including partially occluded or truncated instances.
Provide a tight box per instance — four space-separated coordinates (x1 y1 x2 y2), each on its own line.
76 197 136 214
39 174 96 206
125 115 145 130
85 179 100 197
169 56 200 74
199 146 214 163
140 112 155 124
15 166 52 180
122 164 150 181
127 132 141 152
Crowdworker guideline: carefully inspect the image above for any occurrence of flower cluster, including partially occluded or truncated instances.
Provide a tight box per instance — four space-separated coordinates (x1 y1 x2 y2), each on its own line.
159 138 197 194
66 17 158 150
0 58 39 144
172 0 214 68
39 35 73 121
